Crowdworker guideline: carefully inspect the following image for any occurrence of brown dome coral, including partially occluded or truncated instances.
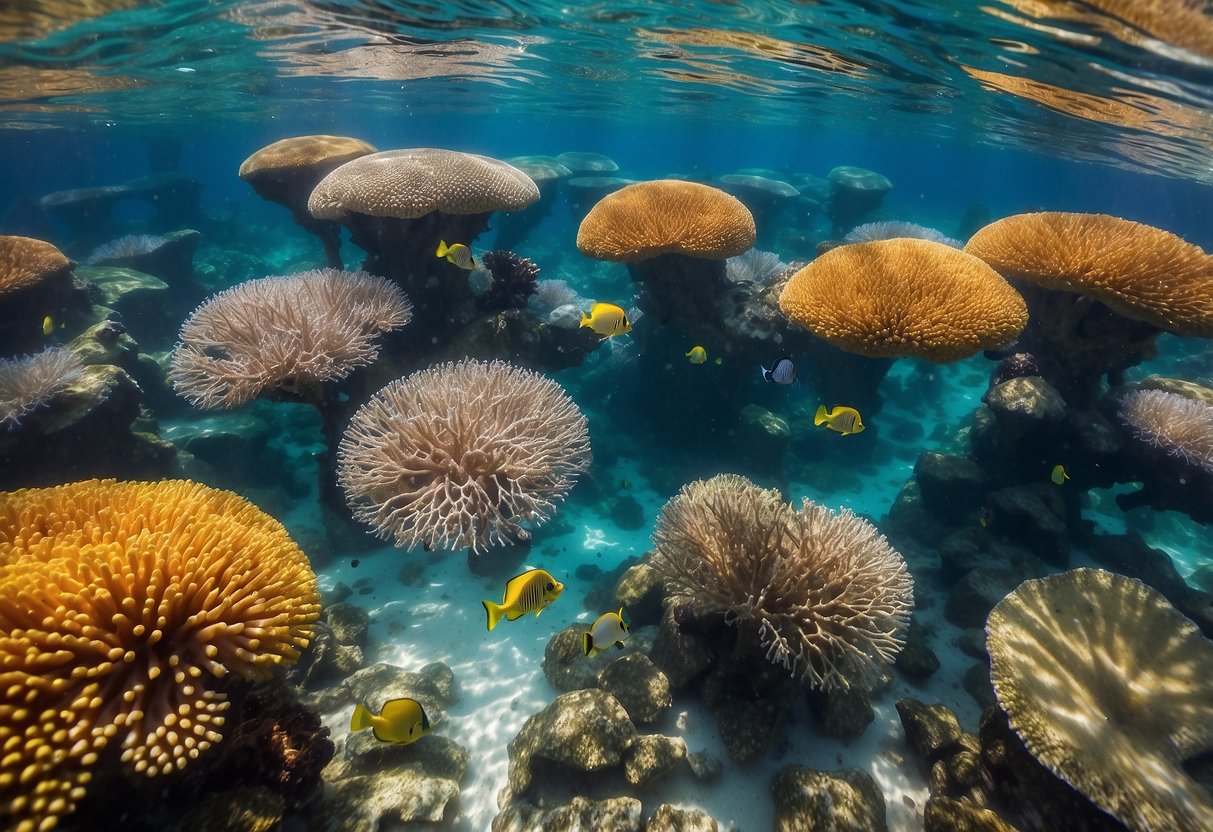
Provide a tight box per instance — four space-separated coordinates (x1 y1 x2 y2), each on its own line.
651 474 913 691
0 479 320 832
575 179 755 262
337 359 590 554
987 568 1213 832
0 236 75 354
779 238 1028 361
964 212 1213 337
0 235 70 296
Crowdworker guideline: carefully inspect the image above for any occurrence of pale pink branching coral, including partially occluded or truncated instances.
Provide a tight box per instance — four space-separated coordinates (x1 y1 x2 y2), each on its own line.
652 474 913 691
0 346 84 428
337 359 590 554
169 268 411 408
1120 389 1213 474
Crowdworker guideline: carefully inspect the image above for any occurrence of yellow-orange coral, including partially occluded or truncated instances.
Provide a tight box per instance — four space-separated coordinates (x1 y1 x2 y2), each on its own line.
779 238 1028 362
965 212 1213 338
0 235 70 296
0 479 320 832
238 135 377 179
576 179 756 262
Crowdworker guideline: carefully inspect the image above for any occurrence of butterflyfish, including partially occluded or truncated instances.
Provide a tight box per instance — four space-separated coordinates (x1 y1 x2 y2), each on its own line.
583 608 629 657
761 356 796 385
436 240 475 270
686 346 707 364
814 404 864 436
579 302 632 338
42 315 53 336
1051 464 1070 486
483 568 564 631
350 697 430 745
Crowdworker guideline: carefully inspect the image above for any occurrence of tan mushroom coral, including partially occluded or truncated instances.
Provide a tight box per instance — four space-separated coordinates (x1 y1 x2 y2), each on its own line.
0 236 75 353
239 135 377 268
987 568 1213 832
964 212 1213 404
0 478 320 832
779 238 1028 362
496 155 573 251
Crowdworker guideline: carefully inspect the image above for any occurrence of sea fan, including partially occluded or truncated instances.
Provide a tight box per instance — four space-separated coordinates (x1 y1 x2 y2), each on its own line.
845 221 963 249
0 347 85 428
86 234 164 265
1120 389 1213 474
725 249 786 285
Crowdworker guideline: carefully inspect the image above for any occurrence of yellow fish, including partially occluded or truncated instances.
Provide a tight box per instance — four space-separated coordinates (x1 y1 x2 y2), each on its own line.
42 315 53 336
436 240 475 270
584 608 629 657
579 302 632 338
814 404 864 436
714 357 722 365
350 697 430 745
686 346 707 364
1051 464 1070 486
483 568 564 631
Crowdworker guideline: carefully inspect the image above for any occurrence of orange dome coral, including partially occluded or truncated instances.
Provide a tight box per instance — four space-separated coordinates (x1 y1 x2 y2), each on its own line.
0 235 70 296
964 212 1213 337
0 479 319 832
576 179 756 262
779 238 1028 361
238 135 376 179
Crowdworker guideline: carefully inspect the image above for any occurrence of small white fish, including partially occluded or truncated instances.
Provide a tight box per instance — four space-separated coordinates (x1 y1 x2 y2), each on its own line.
583 608 630 657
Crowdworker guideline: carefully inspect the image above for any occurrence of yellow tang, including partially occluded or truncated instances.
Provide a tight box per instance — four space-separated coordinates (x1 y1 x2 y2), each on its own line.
350 697 431 745
42 315 53 336
436 240 475 270
483 567 564 631
580 302 632 338
814 404 864 436
1051 464 1070 486
584 608 630 657
686 346 707 364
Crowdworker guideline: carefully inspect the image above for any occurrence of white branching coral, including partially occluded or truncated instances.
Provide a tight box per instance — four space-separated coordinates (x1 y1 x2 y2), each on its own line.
0 347 84 428
725 248 786 285
337 359 590 554
845 220 963 248
169 268 411 408
1120 389 1213 474
652 474 913 691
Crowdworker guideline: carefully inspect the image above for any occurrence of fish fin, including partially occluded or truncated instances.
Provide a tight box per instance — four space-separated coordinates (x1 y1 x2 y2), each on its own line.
534 605 545 617
615 641 625 650
582 632 593 656
580 313 592 329
436 240 449 257
351 703 372 732
814 405 829 426
760 365 769 381
483 600 503 632
617 607 625 619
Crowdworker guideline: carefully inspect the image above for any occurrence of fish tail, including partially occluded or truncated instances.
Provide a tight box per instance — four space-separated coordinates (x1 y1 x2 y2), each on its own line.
582 632 594 656
483 600 504 632
350 703 372 732
436 240 449 257
814 405 829 426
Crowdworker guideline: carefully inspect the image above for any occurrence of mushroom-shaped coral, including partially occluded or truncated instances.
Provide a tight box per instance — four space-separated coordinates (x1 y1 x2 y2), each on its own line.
0 235 75 354
987 568 1213 832
336 359 590 555
495 155 572 251
0 478 320 832
824 165 892 234
651 474 913 691
779 238 1028 362
965 212 1213 404
239 135 376 268
169 268 411 409
0 346 84 428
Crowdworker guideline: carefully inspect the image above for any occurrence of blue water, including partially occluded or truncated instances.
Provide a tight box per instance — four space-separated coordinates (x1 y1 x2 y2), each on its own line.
2 2 1213 831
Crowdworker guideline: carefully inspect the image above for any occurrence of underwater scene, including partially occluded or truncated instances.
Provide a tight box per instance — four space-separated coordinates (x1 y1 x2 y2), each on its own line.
2 1 1213 831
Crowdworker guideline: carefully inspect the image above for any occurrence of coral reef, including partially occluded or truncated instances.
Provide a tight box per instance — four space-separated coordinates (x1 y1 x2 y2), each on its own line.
0 346 84 427
478 249 540 312
0 235 78 354
823 165 892 233
337 359 590 554
1120 389 1213 474
844 220 963 248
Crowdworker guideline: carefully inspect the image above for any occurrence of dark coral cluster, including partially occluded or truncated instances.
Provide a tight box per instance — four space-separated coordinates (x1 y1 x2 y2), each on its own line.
478 249 540 311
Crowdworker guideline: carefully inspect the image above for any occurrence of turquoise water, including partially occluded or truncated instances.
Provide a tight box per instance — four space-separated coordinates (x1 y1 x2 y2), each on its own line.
2 3 1213 832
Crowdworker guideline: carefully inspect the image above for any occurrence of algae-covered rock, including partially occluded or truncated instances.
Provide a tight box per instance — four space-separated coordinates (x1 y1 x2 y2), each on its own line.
491 796 643 832
984 376 1067 433
317 770 460 830
772 765 888 832
894 619 940 682
924 797 1020 832
914 452 988 524
649 605 714 689
944 561 1047 629
344 662 456 726
807 685 875 739
542 622 657 692
985 486 1069 564
687 749 722 781
596 652 672 724
165 786 283 832
322 602 370 648
612 561 665 625
623 733 686 786
647 803 720 832
896 699 964 762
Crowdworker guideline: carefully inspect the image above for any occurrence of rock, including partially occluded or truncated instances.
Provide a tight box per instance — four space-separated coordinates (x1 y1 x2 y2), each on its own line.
704 663 796 763
772 765 888 832
609 494 647 530
1136 374 1213 405
575 563 602 581
623 734 686 786
647 804 719 832
984 486 1069 565
984 376 1067 435
324 582 352 605
344 662 457 725
318 770 460 830
322 602 370 648
542 623 658 692
914 452 988 524
1088 531 1213 639
895 619 940 682
649 605 714 689
938 528 992 585
1071 409 1122 461
963 664 997 710
492 796 643 832
883 480 950 548
597 653 672 724
342 732 468 781
164 786 283 832
957 629 987 660
506 689 637 794
944 561 1047 629
77 265 173 344
612 561 665 626
807 686 875 739
162 412 305 497
896 699 964 762
923 797 1019 832
687 750 722 781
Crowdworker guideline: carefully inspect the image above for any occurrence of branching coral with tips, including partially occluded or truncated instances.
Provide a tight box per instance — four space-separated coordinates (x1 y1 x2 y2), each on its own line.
0 346 84 428
337 359 590 554
169 268 411 409
651 474 913 691
0 479 320 832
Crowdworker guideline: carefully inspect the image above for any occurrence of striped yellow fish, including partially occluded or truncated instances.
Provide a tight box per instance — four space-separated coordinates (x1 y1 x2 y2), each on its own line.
436 240 475 270
579 302 632 338
483 568 564 631
814 404 864 436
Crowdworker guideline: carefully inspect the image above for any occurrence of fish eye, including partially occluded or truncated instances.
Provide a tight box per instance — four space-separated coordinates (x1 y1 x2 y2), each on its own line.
545 582 554 591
